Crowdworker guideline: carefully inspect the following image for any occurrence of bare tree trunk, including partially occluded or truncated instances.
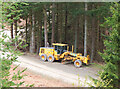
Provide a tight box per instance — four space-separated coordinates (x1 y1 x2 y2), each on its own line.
57 4 62 43
96 15 100 61
25 17 28 51
51 3 55 44
60 4 62 43
55 3 59 42
11 22 13 39
43 5 48 47
84 2 87 57
39 17 42 47
14 20 17 36
10 16 14 39
64 3 67 43
28 11 32 49
90 3 95 63
48 10 51 29
97 16 100 45
36 19 39 54
25 17 28 44
29 12 35 53
14 20 17 46
34 13 37 53
74 21 77 53
36 12 42 54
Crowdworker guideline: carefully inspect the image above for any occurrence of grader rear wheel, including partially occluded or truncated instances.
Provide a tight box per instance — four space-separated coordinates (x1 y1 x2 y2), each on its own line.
47 55 55 62
74 60 82 68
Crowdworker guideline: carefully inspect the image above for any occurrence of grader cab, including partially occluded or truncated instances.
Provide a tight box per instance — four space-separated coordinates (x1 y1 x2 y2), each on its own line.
53 43 68 54
39 43 90 67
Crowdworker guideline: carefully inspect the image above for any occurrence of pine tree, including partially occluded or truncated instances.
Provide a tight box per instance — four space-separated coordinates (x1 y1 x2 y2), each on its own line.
97 3 120 88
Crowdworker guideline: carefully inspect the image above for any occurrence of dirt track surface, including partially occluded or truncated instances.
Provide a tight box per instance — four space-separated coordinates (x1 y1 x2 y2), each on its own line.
13 53 100 87
10 65 73 87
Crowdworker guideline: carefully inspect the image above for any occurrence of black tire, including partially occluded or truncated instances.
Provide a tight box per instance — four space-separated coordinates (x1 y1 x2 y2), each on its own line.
86 60 90 65
40 54 47 61
74 60 82 68
47 55 54 62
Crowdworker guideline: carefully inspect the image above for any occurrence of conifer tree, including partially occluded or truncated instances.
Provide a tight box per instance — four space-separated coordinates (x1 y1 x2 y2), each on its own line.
98 3 120 88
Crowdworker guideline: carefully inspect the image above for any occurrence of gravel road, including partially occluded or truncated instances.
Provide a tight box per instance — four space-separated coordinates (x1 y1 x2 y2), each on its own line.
13 53 100 87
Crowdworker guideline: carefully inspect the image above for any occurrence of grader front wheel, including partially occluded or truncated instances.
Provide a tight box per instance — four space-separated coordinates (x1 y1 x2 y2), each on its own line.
40 54 47 61
74 60 82 68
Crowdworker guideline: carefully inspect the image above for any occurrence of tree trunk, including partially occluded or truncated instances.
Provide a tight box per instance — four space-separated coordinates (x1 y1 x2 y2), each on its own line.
36 12 42 54
34 13 37 53
10 16 13 39
36 20 39 54
51 3 55 44
57 4 62 43
43 5 48 47
97 16 100 45
14 20 17 46
29 12 35 53
96 15 100 61
59 4 62 43
74 21 77 53
84 2 88 57
28 11 32 49
48 10 51 29
64 3 67 43
14 20 17 36
25 17 28 44
90 3 95 63
11 22 13 39
55 3 59 42
39 16 42 47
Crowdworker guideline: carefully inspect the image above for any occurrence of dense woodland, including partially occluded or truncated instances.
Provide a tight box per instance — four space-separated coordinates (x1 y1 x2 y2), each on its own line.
2 2 115 62
1 2 120 88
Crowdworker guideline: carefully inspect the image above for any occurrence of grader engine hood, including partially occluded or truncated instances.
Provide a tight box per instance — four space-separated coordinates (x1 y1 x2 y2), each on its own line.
69 52 82 57
69 52 77 56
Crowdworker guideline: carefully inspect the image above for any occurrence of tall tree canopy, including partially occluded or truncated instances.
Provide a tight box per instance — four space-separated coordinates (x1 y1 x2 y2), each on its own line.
2 2 112 62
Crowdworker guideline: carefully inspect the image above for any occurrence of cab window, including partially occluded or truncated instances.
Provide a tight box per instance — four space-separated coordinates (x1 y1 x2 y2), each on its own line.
58 46 61 50
55 45 57 50
65 46 67 50
41 49 44 53
61 46 64 50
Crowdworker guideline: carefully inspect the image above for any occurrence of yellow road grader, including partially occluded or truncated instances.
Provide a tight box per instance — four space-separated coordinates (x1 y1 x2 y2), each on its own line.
39 43 90 67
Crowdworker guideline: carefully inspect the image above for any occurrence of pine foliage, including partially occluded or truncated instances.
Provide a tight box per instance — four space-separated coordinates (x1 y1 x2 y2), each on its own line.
97 3 120 88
